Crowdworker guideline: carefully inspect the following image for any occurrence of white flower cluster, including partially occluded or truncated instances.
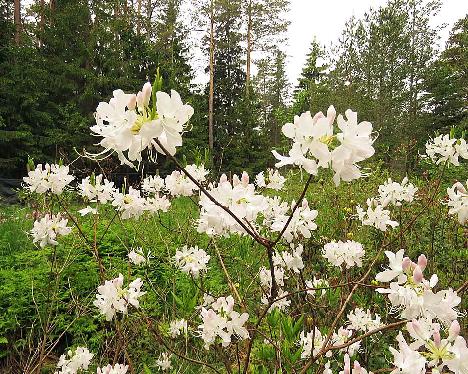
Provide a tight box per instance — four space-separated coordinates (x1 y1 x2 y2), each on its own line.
305 276 329 297
347 308 382 332
447 181 467 225
377 177 418 207
96 364 129 374
376 250 461 324
141 175 165 194
91 82 193 167
273 107 375 186
31 214 71 247
425 134 467 166
112 187 147 219
165 164 208 197
390 319 467 374
356 198 399 231
94 274 145 321
24 163 74 194
78 174 115 203
255 168 286 190
273 244 304 273
55 346 93 374
169 318 187 338
270 198 318 242
155 352 172 371
322 240 365 268
198 295 249 349
128 247 149 265
197 172 268 236
299 327 326 359
174 245 210 278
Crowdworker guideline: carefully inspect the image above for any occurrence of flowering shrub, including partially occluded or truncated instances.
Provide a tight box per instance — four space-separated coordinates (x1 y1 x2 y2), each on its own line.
18 77 467 373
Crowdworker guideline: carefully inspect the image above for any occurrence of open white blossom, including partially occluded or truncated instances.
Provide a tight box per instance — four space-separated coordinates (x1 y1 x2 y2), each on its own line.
305 277 329 297
339 354 373 374
78 174 115 203
128 247 148 265
112 187 147 219
96 364 129 374
144 194 171 213
332 328 361 357
377 177 418 207
174 245 210 277
24 163 74 194
356 198 399 231
322 240 365 268
347 308 382 332
31 214 72 247
169 319 187 338
141 175 165 195
198 295 249 349
155 352 172 371
446 181 467 225
389 332 427 374
261 288 291 312
425 135 467 166
55 346 93 374
270 198 318 242
93 274 145 321
273 244 304 273
91 82 193 167
164 164 207 197
299 328 326 359
255 169 286 190
78 206 98 216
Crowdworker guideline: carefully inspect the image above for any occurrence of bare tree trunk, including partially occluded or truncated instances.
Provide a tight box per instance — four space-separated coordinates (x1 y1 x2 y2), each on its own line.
14 0 21 45
38 0 45 46
137 0 142 34
245 0 252 95
208 0 215 152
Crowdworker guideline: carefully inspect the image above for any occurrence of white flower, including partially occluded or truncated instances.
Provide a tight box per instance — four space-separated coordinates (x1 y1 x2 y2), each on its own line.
261 288 291 312
144 195 171 213
347 308 382 332
93 274 145 321
356 198 399 231
78 174 115 203
273 244 304 273
155 352 173 371
332 328 361 356
305 277 329 297
198 296 249 349
377 177 418 207
446 336 468 374
128 247 148 265
270 198 318 242
78 206 98 216
169 319 188 338
91 84 193 167
165 165 207 197
24 163 74 194
31 214 71 247
174 245 210 278
389 332 427 374
376 249 407 284
112 187 146 219
425 135 467 166
96 363 129 374
446 181 468 225
255 169 286 190
55 346 93 374
141 175 165 195
259 266 286 289
322 240 365 268
299 328 325 359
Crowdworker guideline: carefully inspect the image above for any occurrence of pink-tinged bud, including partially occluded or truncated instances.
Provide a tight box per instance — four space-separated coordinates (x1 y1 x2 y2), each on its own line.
402 257 412 271
232 174 240 186
411 320 422 337
127 94 137 110
142 82 152 105
312 111 324 123
302 199 308 209
343 354 350 374
413 266 423 284
327 105 336 124
433 330 441 347
219 174 228 183
241 171 249 186
449 320 460 340
136 91 144 107
417 254 427 271
353 361 362 374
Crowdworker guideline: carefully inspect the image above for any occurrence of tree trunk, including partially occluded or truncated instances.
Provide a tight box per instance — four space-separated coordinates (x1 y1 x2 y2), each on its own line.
137 0 142 34
38 0 44 47
245 0 252 95
14 0 21 45
208 0 215 152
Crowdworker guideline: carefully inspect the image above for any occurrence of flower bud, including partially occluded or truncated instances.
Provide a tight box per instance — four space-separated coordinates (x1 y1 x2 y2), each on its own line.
232 174 240 186
127 94 137 110
413 266 423 284
327 105 336 124
417 254 427 271
402 257 412 271
433 324 441 347
449 320 460 341
353 361 362 374
411 319 422 337
241 171 249 186
312 111 324 123
219 174 228 183
142 82 152 106
343 354 350 374
136 91 144 107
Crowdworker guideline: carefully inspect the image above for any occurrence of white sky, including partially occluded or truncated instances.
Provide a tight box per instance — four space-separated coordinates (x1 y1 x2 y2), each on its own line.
285 0 468 86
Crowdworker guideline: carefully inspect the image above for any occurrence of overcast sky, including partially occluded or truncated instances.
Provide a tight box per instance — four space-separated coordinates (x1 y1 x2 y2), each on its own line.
284 0 468 85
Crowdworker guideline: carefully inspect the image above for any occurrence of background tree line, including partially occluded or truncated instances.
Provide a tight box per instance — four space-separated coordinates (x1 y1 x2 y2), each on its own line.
0 0 466 178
